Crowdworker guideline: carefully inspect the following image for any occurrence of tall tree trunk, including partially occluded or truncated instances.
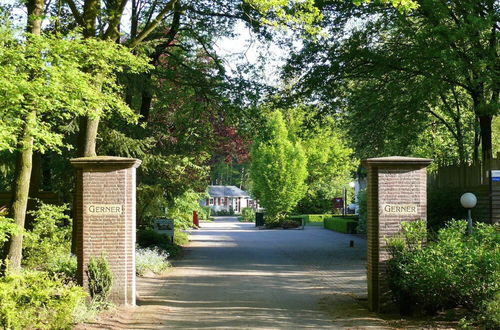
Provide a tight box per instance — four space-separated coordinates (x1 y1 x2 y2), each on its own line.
479 115 493 160
4 0 44 273
83 118 99 157
140 88 152 122
6 112 36 272
25 152 41 231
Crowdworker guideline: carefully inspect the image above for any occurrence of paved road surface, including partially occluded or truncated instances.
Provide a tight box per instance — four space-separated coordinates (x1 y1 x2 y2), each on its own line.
82 217 388 329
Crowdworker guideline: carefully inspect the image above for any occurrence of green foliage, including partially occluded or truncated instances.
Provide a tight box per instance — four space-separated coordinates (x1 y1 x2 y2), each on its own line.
167 189 207 230
324 217 358 234
87 256 112 304
240 207 255 222
356 190 368 234
250 110 308 222
387 220 500 327
198 206 212 220
281 218 301 229
494 116 500 156
305 214 326 223
173 230 189 246
135 247 170 276
23 203 73 276
0 28 150 153
137 229 182 258
283 0 497 164
294 192 333 214
301 116 357 198
0 215 19 247
244 0 418 36
137 184 169 226
214 209 235 216
0 270 86 329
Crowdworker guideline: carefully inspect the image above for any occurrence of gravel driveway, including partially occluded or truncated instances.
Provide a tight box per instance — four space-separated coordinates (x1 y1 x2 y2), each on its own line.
81 216 389 329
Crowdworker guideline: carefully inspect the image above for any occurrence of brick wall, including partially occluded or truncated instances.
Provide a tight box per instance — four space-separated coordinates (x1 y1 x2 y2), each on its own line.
72 157 140 305
364 157 431 312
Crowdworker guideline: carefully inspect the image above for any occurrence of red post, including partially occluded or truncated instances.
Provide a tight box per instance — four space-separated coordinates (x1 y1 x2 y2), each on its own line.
193 210 199 228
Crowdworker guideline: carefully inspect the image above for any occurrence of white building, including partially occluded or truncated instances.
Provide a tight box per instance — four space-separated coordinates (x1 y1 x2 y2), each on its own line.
200 185 258 214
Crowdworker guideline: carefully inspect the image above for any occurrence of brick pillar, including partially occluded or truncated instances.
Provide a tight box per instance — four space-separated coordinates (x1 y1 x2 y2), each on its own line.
71 156 141 305
363 156 432 312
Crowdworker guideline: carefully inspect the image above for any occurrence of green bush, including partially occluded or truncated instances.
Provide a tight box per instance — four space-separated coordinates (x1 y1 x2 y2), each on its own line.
387 220 500 327
137 229 183 257
240 207 255 222
136 247 170 276
294 192 333 214
0 270 86 329
0 214 19 248
281 219 301 229
87 256 112 304
23 203 75 279
324 217 358 234
214 209 235 216
198 206 211 220
306 214 325 222
290 214 336 224
356 190 367 234
173 229 189 246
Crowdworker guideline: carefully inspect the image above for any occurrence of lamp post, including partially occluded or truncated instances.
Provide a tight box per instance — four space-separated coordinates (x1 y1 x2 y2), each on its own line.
460 192 477 235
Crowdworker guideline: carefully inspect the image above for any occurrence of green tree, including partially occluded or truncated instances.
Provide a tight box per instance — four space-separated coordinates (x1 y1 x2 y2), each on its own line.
282 0 498 163
250 110 308 219
0 25 149 271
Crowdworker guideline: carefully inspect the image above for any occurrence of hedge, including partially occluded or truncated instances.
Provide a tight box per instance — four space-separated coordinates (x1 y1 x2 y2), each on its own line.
324 217 358 234
290 214 330 223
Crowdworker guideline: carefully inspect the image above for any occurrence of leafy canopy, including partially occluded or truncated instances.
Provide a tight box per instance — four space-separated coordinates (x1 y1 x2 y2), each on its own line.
0 27 150 153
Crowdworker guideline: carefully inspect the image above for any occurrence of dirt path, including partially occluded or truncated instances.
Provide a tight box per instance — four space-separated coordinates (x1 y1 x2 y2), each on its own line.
79 217 392 329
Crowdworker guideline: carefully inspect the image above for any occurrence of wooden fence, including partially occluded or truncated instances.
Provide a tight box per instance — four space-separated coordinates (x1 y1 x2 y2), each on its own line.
428 153 500 224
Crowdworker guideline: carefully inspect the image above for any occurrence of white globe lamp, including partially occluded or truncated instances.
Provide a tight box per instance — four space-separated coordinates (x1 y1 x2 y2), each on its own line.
460 192 477 234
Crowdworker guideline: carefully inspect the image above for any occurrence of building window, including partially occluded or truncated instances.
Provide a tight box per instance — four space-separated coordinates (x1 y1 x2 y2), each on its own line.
209 198 214 205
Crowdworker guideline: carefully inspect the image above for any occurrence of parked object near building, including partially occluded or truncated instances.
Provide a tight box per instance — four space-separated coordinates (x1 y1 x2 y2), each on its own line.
200 185 259 214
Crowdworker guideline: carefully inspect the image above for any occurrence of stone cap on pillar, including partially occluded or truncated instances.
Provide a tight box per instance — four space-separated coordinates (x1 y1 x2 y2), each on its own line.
70 156 141 169
362 156 432 168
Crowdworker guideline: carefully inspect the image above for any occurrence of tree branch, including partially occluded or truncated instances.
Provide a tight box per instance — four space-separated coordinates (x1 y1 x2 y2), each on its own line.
64 0 84 26
128 0 178 48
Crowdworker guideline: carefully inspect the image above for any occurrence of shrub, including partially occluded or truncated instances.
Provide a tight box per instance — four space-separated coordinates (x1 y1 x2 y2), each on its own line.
214 209 235 216
294 192 332 214
22 203 75 277
136 247 170 276
0 270 86 329
174 229 189 246
198 206 211 220
137 229 183 257
387 220 500 327
324 217 358 234
87 255 112 304
0 214 19 248
168 189 206 229
240 207 255 222
49 254 78 283
306 214 325 222
281 219 301 229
